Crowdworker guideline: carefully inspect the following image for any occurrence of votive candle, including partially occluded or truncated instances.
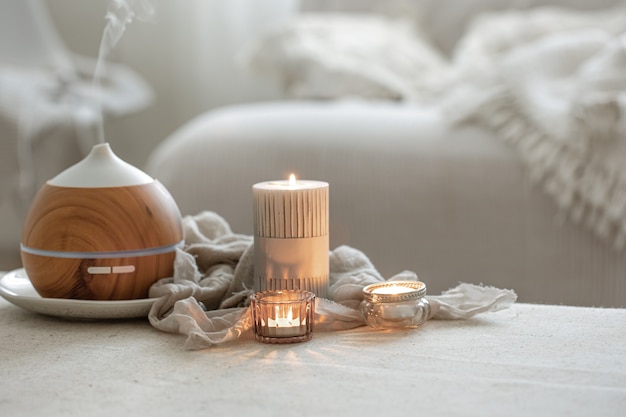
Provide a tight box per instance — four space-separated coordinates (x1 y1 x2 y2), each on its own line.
251 290 315 344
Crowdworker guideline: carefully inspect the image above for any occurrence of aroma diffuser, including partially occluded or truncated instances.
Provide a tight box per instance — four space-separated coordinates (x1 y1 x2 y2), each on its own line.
20 143 183 300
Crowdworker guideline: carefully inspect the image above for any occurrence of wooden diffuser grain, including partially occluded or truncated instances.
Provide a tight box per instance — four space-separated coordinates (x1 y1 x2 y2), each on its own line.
20 143 183 300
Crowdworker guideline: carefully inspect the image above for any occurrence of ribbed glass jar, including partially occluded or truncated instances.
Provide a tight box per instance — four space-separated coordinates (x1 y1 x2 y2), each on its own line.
360 281 430 329
251 290 315 344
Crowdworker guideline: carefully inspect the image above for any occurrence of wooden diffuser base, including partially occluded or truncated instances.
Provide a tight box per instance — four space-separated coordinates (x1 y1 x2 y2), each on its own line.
21 182 183 300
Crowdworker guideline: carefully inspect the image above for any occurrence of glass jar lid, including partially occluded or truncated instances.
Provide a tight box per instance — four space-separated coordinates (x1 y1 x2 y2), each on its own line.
362 281 427 303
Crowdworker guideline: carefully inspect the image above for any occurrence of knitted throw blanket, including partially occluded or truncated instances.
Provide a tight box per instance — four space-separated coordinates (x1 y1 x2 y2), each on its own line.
444 6 626 248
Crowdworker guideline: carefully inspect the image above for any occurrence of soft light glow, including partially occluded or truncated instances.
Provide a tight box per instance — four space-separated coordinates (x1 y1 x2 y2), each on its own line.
266 304 301 336
372 285 415 295
270 305 296 327
288 173 297 186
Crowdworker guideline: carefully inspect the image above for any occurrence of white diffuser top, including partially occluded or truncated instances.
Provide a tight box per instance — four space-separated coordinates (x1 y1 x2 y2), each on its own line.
48 143 153 188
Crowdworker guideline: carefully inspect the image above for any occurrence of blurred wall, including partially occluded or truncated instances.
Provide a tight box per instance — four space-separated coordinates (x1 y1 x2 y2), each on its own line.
45 0 296 168
0 0 296 266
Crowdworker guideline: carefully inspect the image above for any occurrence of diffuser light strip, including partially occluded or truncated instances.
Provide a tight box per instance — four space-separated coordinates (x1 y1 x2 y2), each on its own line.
20 240 185 259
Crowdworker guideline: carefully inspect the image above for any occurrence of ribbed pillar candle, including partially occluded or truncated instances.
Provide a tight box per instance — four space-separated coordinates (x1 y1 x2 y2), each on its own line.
253 175 329 298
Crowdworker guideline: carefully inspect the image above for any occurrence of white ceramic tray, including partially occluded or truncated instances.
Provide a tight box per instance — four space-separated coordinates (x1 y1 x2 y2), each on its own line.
0 268 157 319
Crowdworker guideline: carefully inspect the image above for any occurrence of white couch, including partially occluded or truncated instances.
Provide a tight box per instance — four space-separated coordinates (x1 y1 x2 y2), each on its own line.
145 99 626 308
145 1 626 308
4 0 621 307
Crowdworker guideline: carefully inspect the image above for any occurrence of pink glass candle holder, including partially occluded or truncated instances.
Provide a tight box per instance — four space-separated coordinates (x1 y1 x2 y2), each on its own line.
251 290 315 344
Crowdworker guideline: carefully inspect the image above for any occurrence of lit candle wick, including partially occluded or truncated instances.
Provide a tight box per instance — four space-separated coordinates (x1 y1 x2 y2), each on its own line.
288 173 297 186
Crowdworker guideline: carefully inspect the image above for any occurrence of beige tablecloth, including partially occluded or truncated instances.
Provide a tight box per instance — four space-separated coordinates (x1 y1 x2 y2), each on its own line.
0 297 624 417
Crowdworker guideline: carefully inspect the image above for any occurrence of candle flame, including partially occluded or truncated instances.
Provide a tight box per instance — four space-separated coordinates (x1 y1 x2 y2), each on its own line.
274 305 296 326
288 173 297 186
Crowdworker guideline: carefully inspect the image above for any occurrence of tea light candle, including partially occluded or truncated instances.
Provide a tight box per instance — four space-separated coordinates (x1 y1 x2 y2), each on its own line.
360 281 431 329
267 307 302 337
253 174 329 298
370 285 416 295
251 290 315 344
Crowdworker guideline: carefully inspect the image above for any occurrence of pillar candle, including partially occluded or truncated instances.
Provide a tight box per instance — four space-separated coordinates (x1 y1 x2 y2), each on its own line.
253 175 329 298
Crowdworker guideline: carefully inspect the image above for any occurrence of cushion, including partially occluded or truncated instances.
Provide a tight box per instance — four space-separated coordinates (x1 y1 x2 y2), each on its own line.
240 13 446 101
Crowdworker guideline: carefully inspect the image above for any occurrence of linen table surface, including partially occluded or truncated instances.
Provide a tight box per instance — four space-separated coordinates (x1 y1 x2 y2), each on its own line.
0 297 624 417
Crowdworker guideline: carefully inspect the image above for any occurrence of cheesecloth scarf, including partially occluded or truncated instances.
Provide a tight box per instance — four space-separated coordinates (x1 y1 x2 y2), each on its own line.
149 211 516 350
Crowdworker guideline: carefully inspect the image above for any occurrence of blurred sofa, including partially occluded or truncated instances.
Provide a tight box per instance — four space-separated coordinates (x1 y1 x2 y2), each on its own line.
146 97 626 308
146 0 626 308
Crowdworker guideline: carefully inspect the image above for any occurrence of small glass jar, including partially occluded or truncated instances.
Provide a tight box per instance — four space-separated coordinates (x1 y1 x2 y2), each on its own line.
250 290 315 344
360 281 430 329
